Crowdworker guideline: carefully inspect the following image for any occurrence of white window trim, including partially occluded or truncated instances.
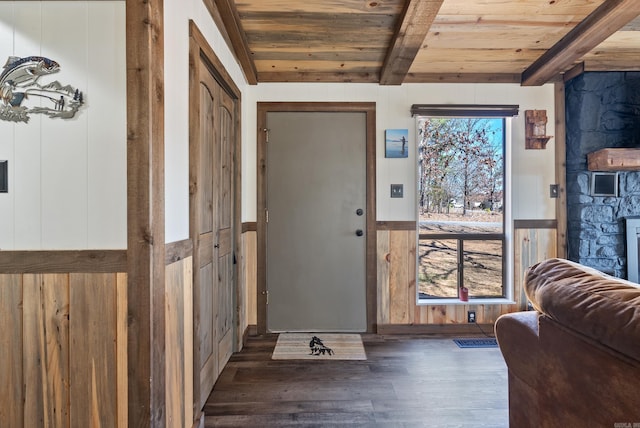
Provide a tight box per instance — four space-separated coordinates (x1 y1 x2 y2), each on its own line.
415 115 515 305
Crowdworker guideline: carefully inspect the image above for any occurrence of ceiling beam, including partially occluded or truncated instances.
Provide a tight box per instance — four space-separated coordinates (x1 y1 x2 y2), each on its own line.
521 0 640 86
404 73 522 84
563 62 585 83
379 0 444 85
257 71 380 84
211 0 258 85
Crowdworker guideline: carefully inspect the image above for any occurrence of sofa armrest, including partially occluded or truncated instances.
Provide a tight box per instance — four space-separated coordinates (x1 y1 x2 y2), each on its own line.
495 311 540 385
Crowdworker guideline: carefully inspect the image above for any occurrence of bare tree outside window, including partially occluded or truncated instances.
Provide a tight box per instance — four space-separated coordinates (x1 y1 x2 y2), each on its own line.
417 117 505 300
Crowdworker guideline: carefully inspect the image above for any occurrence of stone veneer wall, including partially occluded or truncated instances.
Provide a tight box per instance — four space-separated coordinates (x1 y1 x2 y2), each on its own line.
565 72 640 278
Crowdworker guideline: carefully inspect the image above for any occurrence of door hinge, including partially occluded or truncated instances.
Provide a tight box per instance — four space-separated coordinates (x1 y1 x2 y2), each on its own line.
263 128 270 143
262 290 269 304
266 209 269 223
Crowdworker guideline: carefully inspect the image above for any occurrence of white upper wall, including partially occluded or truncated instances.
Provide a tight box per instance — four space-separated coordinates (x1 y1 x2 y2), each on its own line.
243 82 557 222
0 1 126 250
164 0 248 243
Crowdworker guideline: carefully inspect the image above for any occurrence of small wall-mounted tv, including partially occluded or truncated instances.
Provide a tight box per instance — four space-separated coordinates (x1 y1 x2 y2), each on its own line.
590 171 618 197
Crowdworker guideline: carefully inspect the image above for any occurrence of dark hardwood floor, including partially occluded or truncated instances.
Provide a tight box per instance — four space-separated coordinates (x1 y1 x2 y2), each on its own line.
204 334 508 427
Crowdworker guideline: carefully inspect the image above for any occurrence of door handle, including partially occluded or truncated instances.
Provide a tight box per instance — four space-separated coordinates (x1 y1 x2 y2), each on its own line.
355 229 364 237
214 244 220 248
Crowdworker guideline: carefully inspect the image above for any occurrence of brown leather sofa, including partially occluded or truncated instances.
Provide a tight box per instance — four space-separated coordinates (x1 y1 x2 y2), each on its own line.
495 258 640 428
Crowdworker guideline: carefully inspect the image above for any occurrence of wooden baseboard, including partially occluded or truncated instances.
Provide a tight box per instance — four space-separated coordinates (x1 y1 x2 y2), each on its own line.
377 323 495 336
243 324 258 345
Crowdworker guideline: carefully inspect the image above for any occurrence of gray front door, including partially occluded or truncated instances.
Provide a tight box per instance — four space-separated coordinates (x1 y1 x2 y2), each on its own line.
266 112 367 332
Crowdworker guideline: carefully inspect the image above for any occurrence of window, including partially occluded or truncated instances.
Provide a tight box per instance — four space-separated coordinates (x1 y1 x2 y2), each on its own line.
412 105 517 301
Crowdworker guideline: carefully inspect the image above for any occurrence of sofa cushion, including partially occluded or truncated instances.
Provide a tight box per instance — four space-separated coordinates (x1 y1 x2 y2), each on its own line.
524 258 640 361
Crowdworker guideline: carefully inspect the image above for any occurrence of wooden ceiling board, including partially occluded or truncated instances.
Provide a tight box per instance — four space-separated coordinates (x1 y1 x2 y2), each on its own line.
592 30 640 49
234 0 405 14
410 49 545 74
210 0 640 84
244 32 393 48
436 0 607 16
410 47 559 75
254 59 382 73
433 14 586 25
404 73 522 83
257 71 381 83
250 49 387 63
236 0 403 79
582 51 640 71
421 26 576 50
239 12 398 32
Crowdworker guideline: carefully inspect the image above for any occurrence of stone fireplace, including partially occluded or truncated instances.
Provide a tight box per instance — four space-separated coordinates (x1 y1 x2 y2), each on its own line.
565 72 640 279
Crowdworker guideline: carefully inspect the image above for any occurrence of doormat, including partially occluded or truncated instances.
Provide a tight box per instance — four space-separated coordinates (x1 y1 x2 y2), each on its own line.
272 333 367 360
453 338 498 348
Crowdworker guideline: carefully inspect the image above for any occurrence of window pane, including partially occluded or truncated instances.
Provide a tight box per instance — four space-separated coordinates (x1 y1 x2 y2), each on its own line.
418 117 504 232
418 238 458 298
463 240 503 298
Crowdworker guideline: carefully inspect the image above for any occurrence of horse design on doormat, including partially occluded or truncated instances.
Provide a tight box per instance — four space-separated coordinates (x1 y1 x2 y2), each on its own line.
309 336 334 356
0 56 85 123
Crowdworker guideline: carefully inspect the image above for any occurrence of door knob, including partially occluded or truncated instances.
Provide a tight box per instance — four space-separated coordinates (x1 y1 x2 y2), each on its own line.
356 208 364 216
355 229 364 237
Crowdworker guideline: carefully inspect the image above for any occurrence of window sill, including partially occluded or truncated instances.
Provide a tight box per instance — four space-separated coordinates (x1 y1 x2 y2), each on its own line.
417 298 516 306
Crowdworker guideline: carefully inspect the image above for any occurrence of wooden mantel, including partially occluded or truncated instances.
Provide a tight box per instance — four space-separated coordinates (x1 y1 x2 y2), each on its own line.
588 148 640 171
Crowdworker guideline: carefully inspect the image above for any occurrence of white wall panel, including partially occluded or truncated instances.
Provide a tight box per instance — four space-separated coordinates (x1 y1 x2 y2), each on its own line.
40 2 89 249
0 2 16 248
163 0 191 244
242 89 258 224
86 2 126 248
0 1 126 250
11 1 44 249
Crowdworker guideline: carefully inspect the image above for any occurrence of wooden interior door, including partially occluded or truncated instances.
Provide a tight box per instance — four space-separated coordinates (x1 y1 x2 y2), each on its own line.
216 79 235 374
191 59 235 411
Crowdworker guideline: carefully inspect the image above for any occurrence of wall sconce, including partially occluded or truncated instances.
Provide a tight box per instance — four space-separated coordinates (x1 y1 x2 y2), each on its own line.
525 110 552 149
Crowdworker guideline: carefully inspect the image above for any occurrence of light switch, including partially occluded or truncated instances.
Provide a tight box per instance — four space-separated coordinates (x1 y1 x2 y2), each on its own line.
391 184 403 198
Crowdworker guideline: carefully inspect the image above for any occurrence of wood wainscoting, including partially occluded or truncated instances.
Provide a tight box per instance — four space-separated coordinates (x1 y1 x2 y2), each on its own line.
165 245 195 428
376 220 557 332
513 220 558 311
241 223 258 330
0 244 197 428
0 251 128 427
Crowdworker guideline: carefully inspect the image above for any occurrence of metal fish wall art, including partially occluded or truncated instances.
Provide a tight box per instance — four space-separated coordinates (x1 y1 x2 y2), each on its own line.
0 55 85 123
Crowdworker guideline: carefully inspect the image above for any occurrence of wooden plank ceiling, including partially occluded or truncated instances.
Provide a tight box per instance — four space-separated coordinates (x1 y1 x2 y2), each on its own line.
210 0 640 85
